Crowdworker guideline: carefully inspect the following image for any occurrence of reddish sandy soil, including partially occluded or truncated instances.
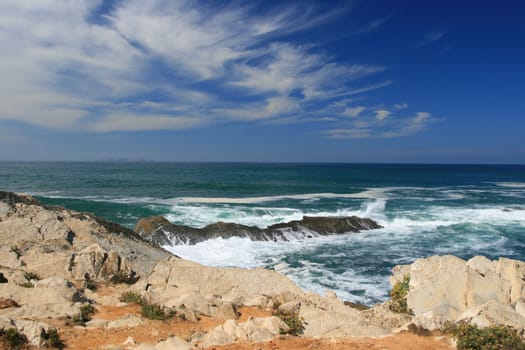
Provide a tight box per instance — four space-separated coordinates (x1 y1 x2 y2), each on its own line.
202 333 454 350
8 285 453 349
47 304 453 350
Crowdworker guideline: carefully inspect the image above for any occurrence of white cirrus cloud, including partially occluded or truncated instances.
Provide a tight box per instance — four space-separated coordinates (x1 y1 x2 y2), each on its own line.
88 113 203 133
343 106 366 117
0 0 434 139
325 112 436 139
375 109 391 121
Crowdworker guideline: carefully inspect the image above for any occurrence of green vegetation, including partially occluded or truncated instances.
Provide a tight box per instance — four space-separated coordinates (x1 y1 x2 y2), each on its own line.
18 282 34 288
119 291 144 304
389 275 412 314
407 323 432 336
23 272 40 281
0 327 28 349
41 328 64 349
119 291 179 321
10 246 22 259
73 304 96 325
443 322 525 350
82 275 97 291
110 271 138 285
273 311 304 336
141 303 176 321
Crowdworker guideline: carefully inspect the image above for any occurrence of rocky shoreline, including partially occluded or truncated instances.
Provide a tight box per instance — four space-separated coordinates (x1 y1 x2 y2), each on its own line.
1 191 524 349
135 214 382 245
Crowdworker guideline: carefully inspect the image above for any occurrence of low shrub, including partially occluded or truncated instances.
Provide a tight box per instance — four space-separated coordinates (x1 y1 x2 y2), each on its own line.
18 282 34 288
82 275 97 291
141 303 176 321
407 323 432 336
41 328 64 349
79 304 95 321
110 271 139 285
119 291 144 305
10 246 22 259
73 304 96 325
443 322 525 350
389 275 412 314
83 280 97 291
24 272 40 281
273 311 304 336
0 327 28 349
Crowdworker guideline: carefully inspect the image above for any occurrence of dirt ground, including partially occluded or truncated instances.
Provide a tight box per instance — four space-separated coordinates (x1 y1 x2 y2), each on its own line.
46 302 454 350
202 333 455 350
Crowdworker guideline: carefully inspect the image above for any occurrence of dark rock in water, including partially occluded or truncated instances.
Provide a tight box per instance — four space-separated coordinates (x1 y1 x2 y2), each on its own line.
135 215 383 246
503 206 524 212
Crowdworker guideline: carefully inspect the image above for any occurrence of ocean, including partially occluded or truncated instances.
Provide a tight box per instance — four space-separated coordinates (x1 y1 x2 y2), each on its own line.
1 162 524 305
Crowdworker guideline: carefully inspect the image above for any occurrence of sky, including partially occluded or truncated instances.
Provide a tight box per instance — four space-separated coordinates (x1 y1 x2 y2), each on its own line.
0 0 524 163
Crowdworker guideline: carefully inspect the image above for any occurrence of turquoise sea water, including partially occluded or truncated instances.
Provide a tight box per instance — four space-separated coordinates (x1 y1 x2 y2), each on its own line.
1 162 525 305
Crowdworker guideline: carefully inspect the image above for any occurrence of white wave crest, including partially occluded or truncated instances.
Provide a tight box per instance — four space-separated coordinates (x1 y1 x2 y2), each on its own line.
495 182 525 188
174 192 364 204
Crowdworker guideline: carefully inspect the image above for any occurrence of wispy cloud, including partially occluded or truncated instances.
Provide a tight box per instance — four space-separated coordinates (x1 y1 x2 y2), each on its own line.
375 109 391 121
413 29 447 48
325 111 436 139
88 113 204 132
343 106 366 117
0 0 435 140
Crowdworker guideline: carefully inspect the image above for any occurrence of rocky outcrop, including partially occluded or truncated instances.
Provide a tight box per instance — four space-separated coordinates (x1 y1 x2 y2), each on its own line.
135 215 383 245
134 255 304 322
0 277 77 319
0 192 171 345
391 255 525 330
197 316 288 347
0 192 170 281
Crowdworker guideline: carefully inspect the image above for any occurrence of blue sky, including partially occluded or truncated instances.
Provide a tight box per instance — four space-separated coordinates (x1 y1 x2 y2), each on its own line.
0 0 524 163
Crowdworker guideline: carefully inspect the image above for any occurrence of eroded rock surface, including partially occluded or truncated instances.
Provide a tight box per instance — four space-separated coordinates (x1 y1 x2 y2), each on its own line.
391 254 525 330
135 215 382 245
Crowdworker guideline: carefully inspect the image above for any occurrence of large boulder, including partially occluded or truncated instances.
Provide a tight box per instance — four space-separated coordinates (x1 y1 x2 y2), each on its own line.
299 291 391 337
199 317 287 347
0 277 77 319
70 244 133 281
141 256 303 306
392 255 525 330
457 300 525 329
135 256 304 323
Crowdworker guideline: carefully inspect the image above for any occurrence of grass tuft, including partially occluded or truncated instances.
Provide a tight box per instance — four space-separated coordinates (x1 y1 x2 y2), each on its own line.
73 304 96 325
10 246 22 259
119 291 144 305
23 272 39 282
273 311 304 336
110 271 139 285
407 323 432 336
18 282 34 288
41 328 64 349
141 303 176 321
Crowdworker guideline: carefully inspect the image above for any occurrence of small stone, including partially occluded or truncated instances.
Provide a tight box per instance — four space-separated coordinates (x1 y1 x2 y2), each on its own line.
122 336 136 346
